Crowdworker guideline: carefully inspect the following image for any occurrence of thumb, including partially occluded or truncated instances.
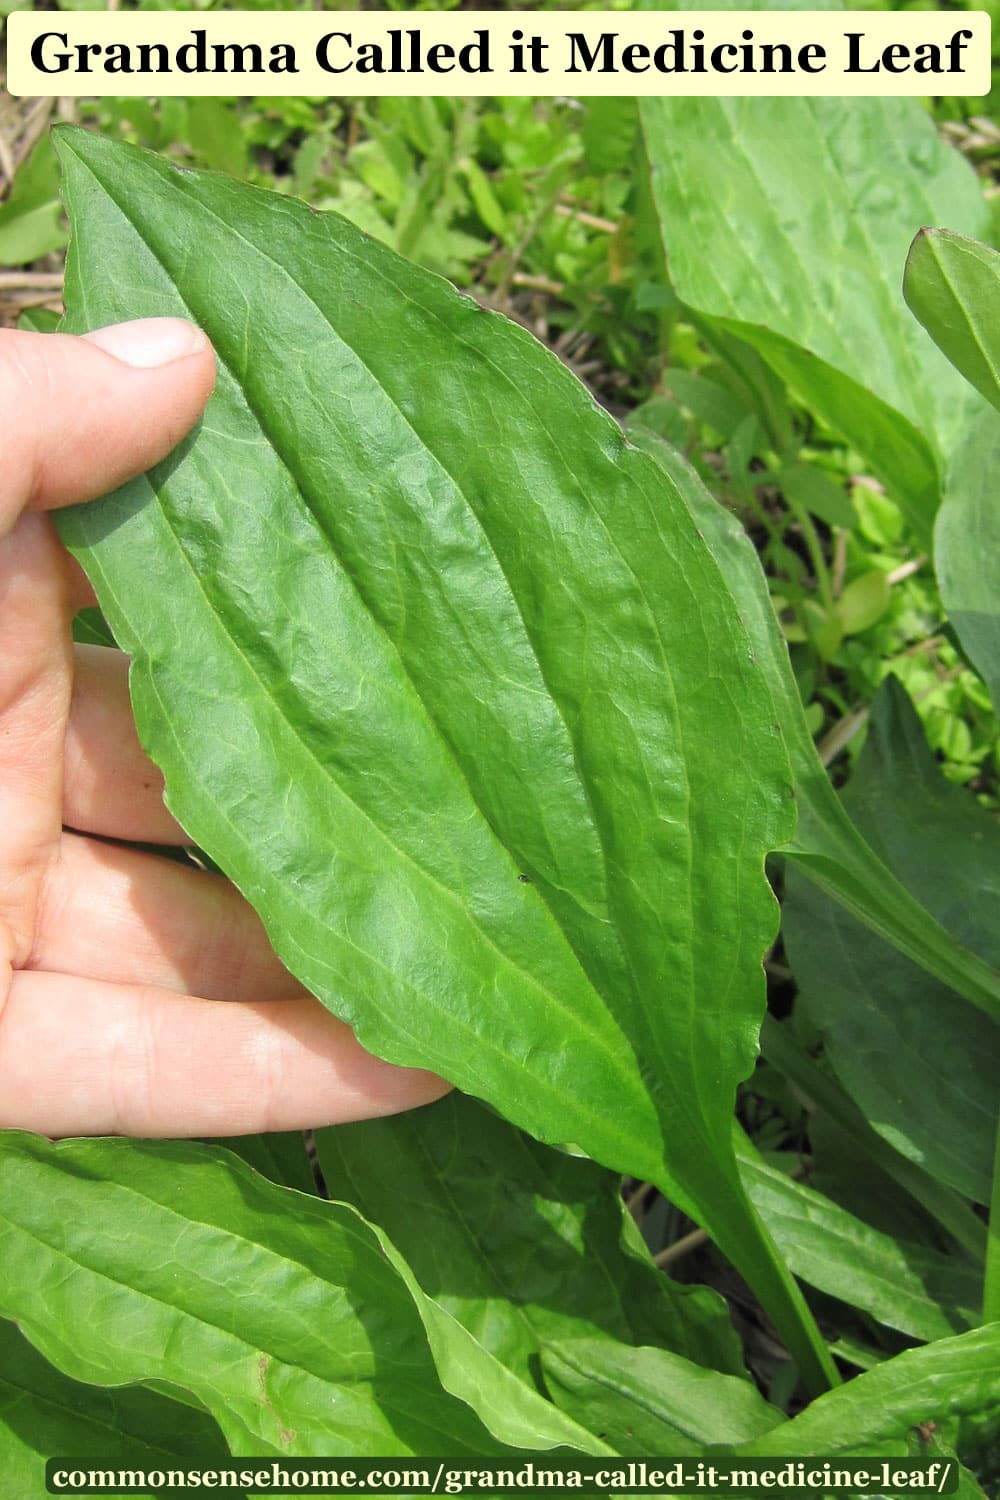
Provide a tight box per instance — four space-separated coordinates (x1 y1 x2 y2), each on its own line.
0 319 216 536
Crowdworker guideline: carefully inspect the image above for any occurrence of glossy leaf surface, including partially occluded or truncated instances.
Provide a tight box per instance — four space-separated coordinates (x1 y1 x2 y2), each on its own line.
54 127 830 1386
640 97 988 535
783 678 1000 1203
0 1132 602 1457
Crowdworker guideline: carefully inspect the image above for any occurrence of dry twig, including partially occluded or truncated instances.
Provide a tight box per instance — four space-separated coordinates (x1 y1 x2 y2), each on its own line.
654 1226 709 1269
0 271 65 292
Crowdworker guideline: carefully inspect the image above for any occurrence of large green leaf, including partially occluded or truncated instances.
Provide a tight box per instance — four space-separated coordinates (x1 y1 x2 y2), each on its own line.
783 677 1000 1204
936 405 1000 717
904 229 1000 419
0 1132 603 1457
317 1093 746 1385
0 1319 231 1498
736 1139 981 1344
539 1341 782 1457
736 1324 1000 1456
53 127 832 1390
639 95 988 536
629 430 1000 1024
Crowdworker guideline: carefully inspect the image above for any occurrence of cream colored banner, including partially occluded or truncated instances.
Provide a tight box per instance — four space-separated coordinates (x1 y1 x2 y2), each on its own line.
6 10 991 98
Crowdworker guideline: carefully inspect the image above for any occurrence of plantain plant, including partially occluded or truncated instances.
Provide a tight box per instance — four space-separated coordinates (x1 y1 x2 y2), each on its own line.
1 91 999 1493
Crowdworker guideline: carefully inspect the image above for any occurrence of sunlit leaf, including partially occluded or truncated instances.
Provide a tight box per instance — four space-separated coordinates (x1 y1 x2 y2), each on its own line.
640 95 988 536
737 1136 981 1343
736 1325 1000 1456
904 229 1000 417
540 1340 782 1457
0 1133 600 1456
936 405 1000 716
54 126 831 1389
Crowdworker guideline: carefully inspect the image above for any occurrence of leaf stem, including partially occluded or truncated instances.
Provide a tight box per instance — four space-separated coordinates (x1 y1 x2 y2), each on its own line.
786 497 834 612
985 1106 1000 1323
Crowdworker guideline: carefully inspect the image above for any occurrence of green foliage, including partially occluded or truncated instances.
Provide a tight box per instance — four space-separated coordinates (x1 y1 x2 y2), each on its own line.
627 429 1000 1019
2 80 1000 1492
54 122 831 1394
735 1325 1000 1458
736 1136 983 1344
0 1321 231 1485
783 678 1000 1204
905 228 1000 417
538 1342 783 1455
638 95 990 540
0 135 68 266
0 1133 558 1457
317 1094 748 1383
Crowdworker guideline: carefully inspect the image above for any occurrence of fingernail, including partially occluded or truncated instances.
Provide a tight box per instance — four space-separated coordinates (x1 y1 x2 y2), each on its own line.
83 317 209 369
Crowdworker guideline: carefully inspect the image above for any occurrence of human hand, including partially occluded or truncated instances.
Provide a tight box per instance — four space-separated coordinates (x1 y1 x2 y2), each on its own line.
0 318 449 1137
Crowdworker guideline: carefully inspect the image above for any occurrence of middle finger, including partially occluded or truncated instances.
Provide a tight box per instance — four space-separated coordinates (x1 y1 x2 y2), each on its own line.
29 830 305 1001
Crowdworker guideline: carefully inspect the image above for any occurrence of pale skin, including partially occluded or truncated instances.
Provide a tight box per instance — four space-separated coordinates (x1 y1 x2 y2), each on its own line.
0 316 449 1137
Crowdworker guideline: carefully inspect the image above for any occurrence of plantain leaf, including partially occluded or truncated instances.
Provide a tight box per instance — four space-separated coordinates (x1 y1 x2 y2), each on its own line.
16 306 61 335
904 228 1000 418
639 95 989 537
736 1138 981 1344
0 136 68 267
0 1132 602 1457
629 429 1000 1024
735 1324 1000 1456
317 1093 746 1385
539 1340 783 1457
71 606 116 649
760 1017 988 1266
936 404 1000 717
783 677 1000 1204
53 126 832 1391
0 1319 231 1498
